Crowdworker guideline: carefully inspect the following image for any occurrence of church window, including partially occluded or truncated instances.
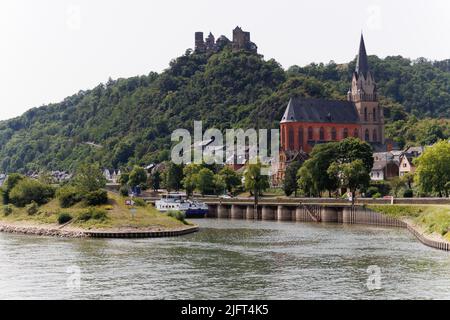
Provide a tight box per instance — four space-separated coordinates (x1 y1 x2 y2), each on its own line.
373 129 377 142
343 128 348 138
308 127 313 140
319 127 325 140
298 127 303 148
331 127 337 140
288 127 294 150
365 129 370 141
373 108 377 121
364 108 368 122
353 128 359 138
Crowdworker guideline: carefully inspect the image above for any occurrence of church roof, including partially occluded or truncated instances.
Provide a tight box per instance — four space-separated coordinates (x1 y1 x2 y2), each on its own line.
280 97 360 124
356 34 369 78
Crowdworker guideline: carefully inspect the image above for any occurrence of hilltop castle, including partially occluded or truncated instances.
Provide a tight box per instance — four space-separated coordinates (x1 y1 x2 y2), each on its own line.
275 34 386 184
194 26 257 54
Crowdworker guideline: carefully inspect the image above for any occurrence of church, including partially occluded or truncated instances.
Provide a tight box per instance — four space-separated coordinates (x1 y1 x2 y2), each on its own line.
275 35 386 184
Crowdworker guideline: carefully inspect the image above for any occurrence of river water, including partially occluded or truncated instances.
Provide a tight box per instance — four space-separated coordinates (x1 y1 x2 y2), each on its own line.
0 219 449 300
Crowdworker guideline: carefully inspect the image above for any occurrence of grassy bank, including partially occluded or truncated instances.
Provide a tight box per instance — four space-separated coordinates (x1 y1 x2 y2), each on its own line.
368 204 450 241
0 192 188 231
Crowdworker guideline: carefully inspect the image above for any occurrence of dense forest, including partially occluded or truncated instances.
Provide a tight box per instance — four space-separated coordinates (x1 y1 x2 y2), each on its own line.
0 46 449 173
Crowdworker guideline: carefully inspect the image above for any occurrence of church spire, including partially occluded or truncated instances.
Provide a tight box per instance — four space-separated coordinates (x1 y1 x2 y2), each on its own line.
355 33 369 78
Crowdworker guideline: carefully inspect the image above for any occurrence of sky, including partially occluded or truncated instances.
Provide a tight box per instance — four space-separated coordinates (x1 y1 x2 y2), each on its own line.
0 0 449 121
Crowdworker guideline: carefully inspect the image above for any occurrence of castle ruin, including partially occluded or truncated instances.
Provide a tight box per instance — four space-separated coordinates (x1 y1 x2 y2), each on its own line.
194 26 257 54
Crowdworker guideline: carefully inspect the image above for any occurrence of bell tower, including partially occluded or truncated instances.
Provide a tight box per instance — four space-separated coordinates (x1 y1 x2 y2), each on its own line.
348 34 384 144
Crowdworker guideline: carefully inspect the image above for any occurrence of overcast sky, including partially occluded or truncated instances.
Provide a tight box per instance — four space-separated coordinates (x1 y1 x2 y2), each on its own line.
1 0 449 121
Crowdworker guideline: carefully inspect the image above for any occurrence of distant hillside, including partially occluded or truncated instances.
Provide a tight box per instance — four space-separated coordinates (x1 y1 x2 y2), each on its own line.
0 47 449 173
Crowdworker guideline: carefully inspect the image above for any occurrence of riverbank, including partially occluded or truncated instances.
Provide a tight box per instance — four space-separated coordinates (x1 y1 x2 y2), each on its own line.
0 192 198 238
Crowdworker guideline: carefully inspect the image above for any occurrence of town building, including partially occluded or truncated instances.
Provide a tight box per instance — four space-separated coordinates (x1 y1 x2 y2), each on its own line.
370 152 400 181
399 146 425 176
275 34 385 185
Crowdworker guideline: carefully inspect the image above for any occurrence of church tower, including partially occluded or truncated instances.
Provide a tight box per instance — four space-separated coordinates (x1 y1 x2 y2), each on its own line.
348 34 384 144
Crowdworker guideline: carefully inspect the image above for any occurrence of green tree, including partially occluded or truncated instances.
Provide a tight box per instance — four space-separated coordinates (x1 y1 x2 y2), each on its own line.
283 160 302 197
196 168 215 196
414 140 450 197
2 173 25 204
9 178 55 207
308 143 340 196
297 161 318 197
389 177 405 197
336 138 374 172
73 163 107 194
218 166 241 194
128 166 148 188
182 164 202 197
244 161 270 208
149 171 161 191
165 163 184 192
213 174 227 196
327 159 370 205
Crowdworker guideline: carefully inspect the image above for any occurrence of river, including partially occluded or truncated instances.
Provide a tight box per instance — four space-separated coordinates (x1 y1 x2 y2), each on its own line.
0 219 449 299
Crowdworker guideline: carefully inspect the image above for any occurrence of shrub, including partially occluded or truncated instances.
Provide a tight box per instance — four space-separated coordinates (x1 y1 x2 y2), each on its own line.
9 179 55 207
26 201 39 215
58 212 73 225
78 207 108 222
84 189 108 206
2 204 13 216
167 210 186 223
119 186 129 197
57 186 83 208
372 192 382 199
365 186 379 198
133 198 146 207
403 189 414 198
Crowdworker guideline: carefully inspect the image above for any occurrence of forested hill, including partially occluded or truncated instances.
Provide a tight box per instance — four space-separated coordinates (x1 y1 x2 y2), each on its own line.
0 47 449 173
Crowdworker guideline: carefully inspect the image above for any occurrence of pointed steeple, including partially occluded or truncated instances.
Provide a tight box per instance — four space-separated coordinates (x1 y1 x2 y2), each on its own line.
280 98 296 123
355 33 369 78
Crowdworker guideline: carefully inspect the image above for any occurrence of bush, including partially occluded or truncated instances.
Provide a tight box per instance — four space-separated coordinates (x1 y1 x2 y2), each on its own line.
9 179 55 207
372 192 382 199
119 186 129 197
2 204 13 216
133 198 146 207
78 208 108 222
58 212 73 225
403 189 414 198
57 186 83 208
167 210 186 223
26 201 39 215
365 186 379 198
84 189 108 206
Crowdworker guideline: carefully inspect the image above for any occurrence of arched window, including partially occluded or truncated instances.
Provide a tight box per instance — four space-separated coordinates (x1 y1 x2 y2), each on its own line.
372 129 378 142
364 108 368 122
365 129 370 141
353 128 359 138
331 127 337 140
298 127 304 149
308 127 313 140
319 127 325 140
373 108 377 121
343 128 349 138
288 127 294 150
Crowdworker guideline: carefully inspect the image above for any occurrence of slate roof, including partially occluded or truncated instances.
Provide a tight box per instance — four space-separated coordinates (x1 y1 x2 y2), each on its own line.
280 97 360 124
356 34 369 78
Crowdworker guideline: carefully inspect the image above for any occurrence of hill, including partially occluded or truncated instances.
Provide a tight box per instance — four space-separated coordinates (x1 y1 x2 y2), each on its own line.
0 47 449 173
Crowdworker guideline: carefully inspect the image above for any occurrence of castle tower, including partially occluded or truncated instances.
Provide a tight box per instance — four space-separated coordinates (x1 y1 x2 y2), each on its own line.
348 34 384 144
205 32 216 52
195 32 206 53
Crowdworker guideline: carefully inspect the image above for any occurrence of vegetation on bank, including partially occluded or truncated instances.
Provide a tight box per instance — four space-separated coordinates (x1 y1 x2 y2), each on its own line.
368 204 450 241
0 164 188 230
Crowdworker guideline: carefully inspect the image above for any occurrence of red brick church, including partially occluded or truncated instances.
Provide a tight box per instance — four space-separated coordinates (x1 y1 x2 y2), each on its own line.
275 35 385 184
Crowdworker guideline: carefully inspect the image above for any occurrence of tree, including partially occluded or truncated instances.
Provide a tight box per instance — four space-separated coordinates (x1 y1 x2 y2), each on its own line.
196 168 215 196
336 138 374 172
297 161 318 197
2 173 25 204
9 178 55 207
149 171 161 191
165 163 184 192
308 143 340 196
218 166 241 194
283 160 302 197
327 159 370 205
389 177 405 197
213 174 227 196
182 164 202 197
414 140 450 197
118 172 130 186
128 166 147 188
73 163 107 194
244 161 270 208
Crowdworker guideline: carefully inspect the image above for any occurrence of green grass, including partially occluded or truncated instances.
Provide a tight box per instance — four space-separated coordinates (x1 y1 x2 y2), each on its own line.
369 204 450 241
0 192 188 230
